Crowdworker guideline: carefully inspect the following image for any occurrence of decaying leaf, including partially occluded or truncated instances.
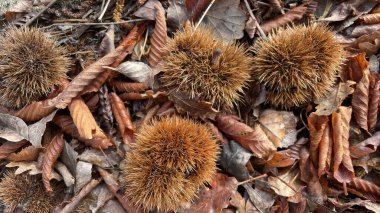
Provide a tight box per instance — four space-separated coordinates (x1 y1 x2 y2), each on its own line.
42 133 65 192
99 25 115 57
258 109 298 148
368 75 380 131
0 140 28 159
350 131 380 158
332 106 354 194
347 177 380 202
183 173 238 212
14 100 56 122
6 161 62 181
265 138 308 168
54 161 75 187
109 61 152 83
6 145 40 162
216 115 276 159
110 81 148 93
349 31 380 56
352 70 370 132
75 161 93 192
110 92 135 144
185 0 212 21
60 142 78 176
133 0 160 20
148 3 167 67
78 149 120 168
202 0 246 42
314 81 355 116
167 0 187 28
220 140 252 181
319 0 367 22
169 91 218 120
268 166 304 197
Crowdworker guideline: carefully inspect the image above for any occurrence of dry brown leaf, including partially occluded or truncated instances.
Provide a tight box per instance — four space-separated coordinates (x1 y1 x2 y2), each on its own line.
358 13 380 24
314 81 355 116
347 177 380 202
110 61 152 83
260 3 308 33
202 0 246 42
352 69 370 132
6 145 40 162
265 138 308 168
169 91 218 120
308 113 329 167
14 100 56 123
350 131 380 158
42 133 65 192
318 122 333 177
228 190 257 213
258 109 298 148
185 0 211 22
53 115 113 149
216 114 276 159
319 0 366 22
348 31 380 56
351 24 380 38
109 81 148 93
183 173 238 212
119 90 167 101
47 23 147 108
69 98 106 140
332 106 354 194
268 166 304 197
148 3 167 67
99 25 115 57
0 140 28 159
368 75 380 131
109 93 135 144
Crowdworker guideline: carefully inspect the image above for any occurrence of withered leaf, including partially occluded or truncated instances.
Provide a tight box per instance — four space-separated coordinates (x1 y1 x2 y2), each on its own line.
268 166 304 197
75 161 93 192
347 177 380 202
368 75 380 131
314 81 355 116
183 173 238 212
133 0 161 20
202 0 246 42
216 114 276 159
169 90 218 120
349 31 380 56
110 92 135 144
54 161 75 187
99 25 115 57
332 106 354 192
352 71 370 132
265 138 308 168
350 131 380 158
308 113 329 167
109 61 152 83
6 145 40 162
0 140 28 160
6 161 62 180
319 0 367 22
148 3 167 67
228 190 257 213
167 0 187 28
242 180 276 212
78 149 120 168
60 142 78 176
258 109 298 148
185 0 212 21
220 140 252 181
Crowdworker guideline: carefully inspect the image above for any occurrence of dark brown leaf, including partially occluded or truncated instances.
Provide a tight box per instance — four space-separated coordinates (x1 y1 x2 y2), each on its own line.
109 81 148 93
6 145 40 162
352 70 370 132
0 140 28 159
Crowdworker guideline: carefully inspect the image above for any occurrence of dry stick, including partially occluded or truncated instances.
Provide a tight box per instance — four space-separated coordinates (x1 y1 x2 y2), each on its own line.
237 173 268 186
98 0 111 21
25 0 60 26
194 0 216 30
60 178 103 213
243 0 267 39
97 166 141 213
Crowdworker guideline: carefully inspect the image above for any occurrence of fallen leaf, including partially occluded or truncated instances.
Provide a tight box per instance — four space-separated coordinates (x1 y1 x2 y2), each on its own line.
6 161 62 180
169 91 219 120
319 0 366 22
348 31 380 56
183 173 238 212
78 149 120 168
133 0 160 20
268 166 305 197
99 25 115 57
308 113 329 167
148 3 167 67
60 141 78 176
314 81 355 116
0 140 28 159
55 161 75 187
350 131 380 158
228 190 257 213
6 145 40 162
220 140 252 181
347 177 380 202
368 74 380 131
75 161 93 192
110 81 148 93
202 0 246 42
167 0 187 28
258 109 298 148
216 114 276 159
332 106 354 194
185 0 212 21
358 13 380 24
352 70 370 132
242 180 276 212
109 61 152 83
265 138 308 168
110 93 135 144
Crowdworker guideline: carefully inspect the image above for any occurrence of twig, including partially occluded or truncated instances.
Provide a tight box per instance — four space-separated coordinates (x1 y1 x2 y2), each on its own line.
60 178 103 213
243 0 267 39
98 0 111 21
194 0 216 30
237 173 268 186
41 19 144 29
25 0 60 26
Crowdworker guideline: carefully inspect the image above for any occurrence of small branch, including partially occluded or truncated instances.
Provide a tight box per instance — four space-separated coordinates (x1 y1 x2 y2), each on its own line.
237 174 268 186
194 0 216 30
25 0 60 26
243 0 267 39
98 0 111 21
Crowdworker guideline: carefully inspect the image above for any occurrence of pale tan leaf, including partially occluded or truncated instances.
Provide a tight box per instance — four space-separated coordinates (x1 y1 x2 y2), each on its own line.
268 166 304 197
110 61 152 83
6 146 40 162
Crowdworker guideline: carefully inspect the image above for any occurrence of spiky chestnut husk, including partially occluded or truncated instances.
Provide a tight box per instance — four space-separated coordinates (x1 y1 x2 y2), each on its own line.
0 171 64 213
121 116 219 212
0 27 70 109
161 24 252 110
252 24 345 109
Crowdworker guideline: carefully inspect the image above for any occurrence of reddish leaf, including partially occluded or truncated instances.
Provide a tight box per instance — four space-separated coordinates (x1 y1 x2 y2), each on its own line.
347 53 368 83
109 81 148 93
6 146 40 162
352 70 370 132
183 173 238 212
42 133 65 192
318 123 333 177
332 106 354 194
347 178 380 202
368 74 380 131
350 131 380 158
119 90 167 101
109 93 135 144
265 138 308 168
308 113 329 166
216 114 276 159
0 140 28 159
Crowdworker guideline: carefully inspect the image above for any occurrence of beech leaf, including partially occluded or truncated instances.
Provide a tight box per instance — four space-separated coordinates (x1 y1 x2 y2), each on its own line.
352 71 370 132
268 166 304 197
6 161 62 180
314 81 355 116
110 61 152 83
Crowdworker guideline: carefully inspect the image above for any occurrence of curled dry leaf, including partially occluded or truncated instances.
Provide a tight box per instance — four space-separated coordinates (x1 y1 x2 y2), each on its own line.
54 161 75 187
260 3 309 33
42 133 65 192
110 61 152 83
6 161 61 180
319 0 366 22
0 140 28 159
348 31 380 56
169 91 218 120
350 131 380 158
109 93 135 144
332 106 354 194
314 81 355 116
202 0 246 42
352 70 370 132
53 115 113 149
69 98 107 140
308 113 329 166
265 138 308 168
347 53 368 83
14 100 55 122
6 145 40 162
216 114 276 159
358 13 380 24
148 3 167 67
368 75 380 131
109 81 148 93
258 109 298 148
47 23 147 108
183 173 238 212
347 177 380 202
